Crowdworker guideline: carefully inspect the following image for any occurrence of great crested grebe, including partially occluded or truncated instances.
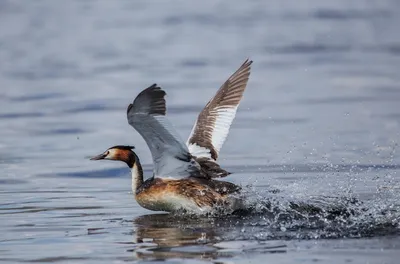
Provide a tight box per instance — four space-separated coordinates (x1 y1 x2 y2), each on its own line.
91 59 252 214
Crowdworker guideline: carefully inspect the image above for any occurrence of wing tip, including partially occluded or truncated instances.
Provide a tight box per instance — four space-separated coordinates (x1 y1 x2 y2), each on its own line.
239 58 253 74
127 103 133 115
145 83 166 97
128 83 167 116
243 58 253 66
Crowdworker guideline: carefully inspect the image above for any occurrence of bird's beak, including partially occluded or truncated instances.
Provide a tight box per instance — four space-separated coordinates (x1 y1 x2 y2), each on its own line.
90 152 107 160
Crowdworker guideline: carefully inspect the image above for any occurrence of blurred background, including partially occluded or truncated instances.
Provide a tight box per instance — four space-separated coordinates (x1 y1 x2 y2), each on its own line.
1 0 399 174
1 0 399 263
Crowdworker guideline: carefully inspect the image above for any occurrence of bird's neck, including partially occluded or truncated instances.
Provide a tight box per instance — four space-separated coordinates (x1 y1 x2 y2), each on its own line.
128 152 143 194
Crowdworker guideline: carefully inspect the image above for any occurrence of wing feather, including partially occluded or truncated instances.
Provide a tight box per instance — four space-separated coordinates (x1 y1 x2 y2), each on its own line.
187 59 252 161
127 84 200 178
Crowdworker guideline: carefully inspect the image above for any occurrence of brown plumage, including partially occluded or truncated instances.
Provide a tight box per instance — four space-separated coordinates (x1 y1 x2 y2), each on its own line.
136 178 223 210
195 156 231 178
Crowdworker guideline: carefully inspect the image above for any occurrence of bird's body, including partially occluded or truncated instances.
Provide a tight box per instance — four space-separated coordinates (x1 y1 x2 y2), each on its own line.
136 177 237 213
91 59 252 214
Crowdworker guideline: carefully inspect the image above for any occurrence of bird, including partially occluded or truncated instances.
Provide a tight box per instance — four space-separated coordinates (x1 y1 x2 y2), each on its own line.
90 59 252 214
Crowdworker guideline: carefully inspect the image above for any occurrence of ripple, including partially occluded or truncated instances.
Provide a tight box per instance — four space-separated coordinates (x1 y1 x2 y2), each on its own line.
385 45 400 55
0 205 104 215
266 44 351 54
28 256 90 263
313 9 390 20
297 95 394 105
64 103 121 114
9 93 64 102
38 128 88 135
91 63 136 75
0 179 28 185
179 59 208 67
46 167 131 178
0 112 45 119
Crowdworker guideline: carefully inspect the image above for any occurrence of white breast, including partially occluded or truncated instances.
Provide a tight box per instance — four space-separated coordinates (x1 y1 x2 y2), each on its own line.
136 193 213 214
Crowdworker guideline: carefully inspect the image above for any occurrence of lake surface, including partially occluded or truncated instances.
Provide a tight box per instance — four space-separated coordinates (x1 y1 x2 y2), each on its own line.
1 0 400 263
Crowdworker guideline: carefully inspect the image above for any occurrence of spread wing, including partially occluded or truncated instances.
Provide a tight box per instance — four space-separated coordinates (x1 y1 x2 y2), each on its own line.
187 59 252 161
127 84 200 178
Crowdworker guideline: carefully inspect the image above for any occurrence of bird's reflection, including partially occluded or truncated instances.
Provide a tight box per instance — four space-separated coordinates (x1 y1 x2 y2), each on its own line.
129 212 289 261
131 213 237 261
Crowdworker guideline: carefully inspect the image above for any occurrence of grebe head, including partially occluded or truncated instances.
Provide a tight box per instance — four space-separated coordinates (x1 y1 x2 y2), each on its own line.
90 145 136 167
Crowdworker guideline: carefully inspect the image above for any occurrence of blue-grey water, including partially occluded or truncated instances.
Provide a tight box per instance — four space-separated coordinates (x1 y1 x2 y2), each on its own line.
1 0 400 263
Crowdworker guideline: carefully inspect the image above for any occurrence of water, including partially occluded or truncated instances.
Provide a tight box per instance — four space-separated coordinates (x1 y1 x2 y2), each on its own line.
1 0 400 263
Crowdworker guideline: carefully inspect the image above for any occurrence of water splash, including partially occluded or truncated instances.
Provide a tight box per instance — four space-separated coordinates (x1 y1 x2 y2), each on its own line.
231 187 400 239
167 186 400 240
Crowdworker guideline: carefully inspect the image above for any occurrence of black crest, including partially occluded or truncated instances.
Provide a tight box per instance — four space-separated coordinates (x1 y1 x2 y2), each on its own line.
109 145 135 150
